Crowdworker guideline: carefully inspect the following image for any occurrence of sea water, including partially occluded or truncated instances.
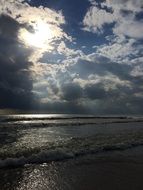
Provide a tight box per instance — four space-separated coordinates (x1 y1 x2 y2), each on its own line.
0 114 143 168
1 114 143 190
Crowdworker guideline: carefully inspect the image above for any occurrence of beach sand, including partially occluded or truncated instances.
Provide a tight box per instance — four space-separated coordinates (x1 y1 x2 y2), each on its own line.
0 146 143 190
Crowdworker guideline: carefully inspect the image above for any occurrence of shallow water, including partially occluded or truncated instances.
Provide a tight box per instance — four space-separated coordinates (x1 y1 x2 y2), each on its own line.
0 114 143 167
1 147 143 190
1 114 143 189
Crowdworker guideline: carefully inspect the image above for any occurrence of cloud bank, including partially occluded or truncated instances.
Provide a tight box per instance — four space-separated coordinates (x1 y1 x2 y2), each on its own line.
0 0 143 114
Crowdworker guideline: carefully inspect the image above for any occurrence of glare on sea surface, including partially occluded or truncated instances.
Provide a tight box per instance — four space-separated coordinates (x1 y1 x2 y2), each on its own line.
19 22 54 48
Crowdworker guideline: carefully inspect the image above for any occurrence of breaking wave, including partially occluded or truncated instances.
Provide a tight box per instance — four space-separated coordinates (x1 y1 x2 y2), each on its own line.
1 138 143 168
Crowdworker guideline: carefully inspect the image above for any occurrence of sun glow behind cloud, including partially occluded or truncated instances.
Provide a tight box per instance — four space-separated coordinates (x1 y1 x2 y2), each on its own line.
19 22 54 48
0 0 143 114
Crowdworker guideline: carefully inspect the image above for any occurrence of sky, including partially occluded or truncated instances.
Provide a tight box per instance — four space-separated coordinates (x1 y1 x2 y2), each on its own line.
0 0 143 114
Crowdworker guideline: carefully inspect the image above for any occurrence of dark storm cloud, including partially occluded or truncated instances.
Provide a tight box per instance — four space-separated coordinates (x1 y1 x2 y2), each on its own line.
0 15 34 110
0 14 20 39
61 83 83 101
58 56 143 114
69 57 132 80
84 83 107 100
32 51 143 114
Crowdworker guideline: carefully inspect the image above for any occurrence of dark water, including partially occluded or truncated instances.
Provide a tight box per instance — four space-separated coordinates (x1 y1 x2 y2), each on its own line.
0 114 143 167
0 114 143 190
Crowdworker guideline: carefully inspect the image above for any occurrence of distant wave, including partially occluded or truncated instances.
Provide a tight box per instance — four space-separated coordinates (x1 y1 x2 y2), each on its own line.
1 116 143 127
0 114 142 123
1 119 143 128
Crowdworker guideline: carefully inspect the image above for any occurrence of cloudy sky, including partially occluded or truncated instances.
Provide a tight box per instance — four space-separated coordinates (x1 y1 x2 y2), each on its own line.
0 0 143 114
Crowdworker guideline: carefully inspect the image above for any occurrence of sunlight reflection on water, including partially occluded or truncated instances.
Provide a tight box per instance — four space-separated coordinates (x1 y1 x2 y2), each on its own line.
16 163 70 190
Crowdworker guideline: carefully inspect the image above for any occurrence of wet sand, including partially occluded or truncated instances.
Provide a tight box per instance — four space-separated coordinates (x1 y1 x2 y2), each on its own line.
0 146 143 190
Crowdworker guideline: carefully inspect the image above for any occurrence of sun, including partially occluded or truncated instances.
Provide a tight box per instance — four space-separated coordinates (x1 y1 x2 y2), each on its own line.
19 22 53 48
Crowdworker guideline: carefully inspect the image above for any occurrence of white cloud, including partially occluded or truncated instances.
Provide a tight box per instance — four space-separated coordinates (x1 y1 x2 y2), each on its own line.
130 57 143 65
73 73 131 92
103 0 143 13
0 0 65 25
130 65 143 77
95 37 137 63
113 20 143 39
82 0 143 71
83 6 115 33
57 41 84 59
0 0 73 63
83 0 143 39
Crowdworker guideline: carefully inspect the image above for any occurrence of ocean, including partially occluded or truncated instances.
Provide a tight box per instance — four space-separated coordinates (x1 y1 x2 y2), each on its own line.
0 114 143 189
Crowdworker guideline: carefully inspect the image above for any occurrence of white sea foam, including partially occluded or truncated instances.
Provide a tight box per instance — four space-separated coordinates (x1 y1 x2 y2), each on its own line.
0 150 74 168
0 140 143 168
